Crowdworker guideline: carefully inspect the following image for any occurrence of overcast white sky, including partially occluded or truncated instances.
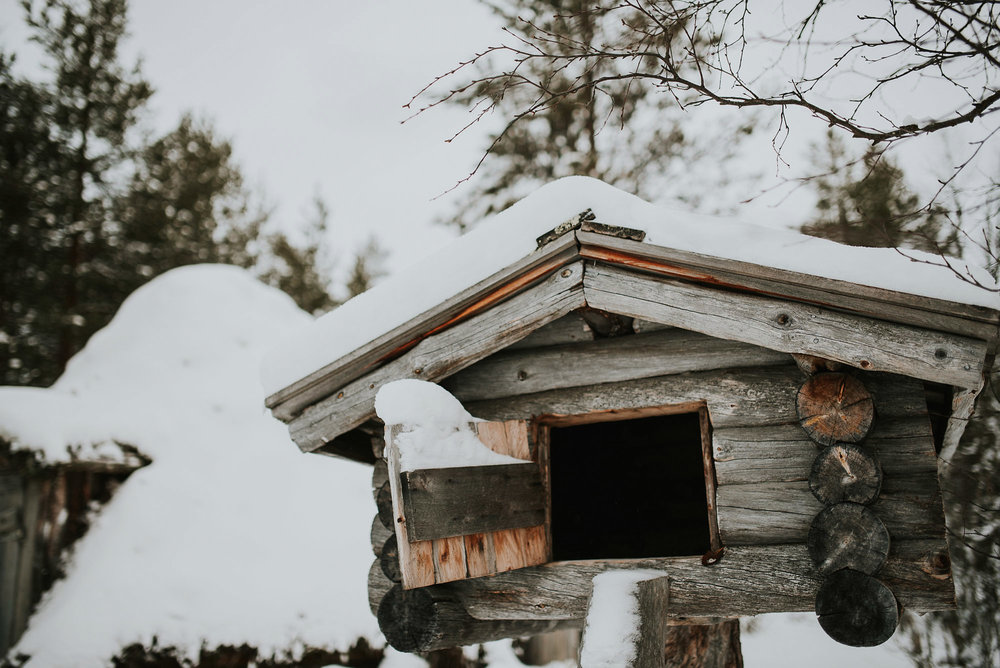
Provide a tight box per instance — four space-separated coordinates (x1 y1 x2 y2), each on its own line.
1 0 994 286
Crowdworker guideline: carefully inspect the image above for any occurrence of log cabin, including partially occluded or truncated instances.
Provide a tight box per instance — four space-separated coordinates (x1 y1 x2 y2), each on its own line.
262 177 1000 658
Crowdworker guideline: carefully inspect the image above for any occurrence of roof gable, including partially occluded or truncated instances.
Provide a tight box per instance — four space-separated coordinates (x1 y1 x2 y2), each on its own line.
263 178 1000 453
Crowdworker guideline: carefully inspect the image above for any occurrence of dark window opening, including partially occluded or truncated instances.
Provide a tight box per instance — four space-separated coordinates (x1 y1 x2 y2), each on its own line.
549 412 711 561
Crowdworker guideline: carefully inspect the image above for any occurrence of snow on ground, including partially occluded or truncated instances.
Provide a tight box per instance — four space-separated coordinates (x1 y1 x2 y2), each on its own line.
262 176 1000 396
375 380 526 471
1 265 380 666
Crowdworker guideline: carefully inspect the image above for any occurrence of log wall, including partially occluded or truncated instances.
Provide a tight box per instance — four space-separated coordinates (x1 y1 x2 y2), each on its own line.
371 315 955 649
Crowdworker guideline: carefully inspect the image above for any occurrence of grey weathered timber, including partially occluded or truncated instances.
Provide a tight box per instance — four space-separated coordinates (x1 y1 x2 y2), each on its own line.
376 481 393 529
807 503 890 576
267 233 579 420
377 584 574 653
381 534 402 583
288 262 586 451
372 459 388 494
448 540 952 621
464 366 923 430
809 445 882 506
371 515 392 557
713 417 936 486
401 464 546 541
582 262 988 389
368 558 394 616
815 569 899 647
796 373 875 446
635 576 672 667
464 365 802 429
940 383 984 464
716 476 945 544
577 230 1000 339
443 328 790 402
579 574 671 667
505 312 594 350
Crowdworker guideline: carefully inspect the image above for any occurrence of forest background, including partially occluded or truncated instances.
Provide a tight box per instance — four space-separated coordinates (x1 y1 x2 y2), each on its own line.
1 1 998 666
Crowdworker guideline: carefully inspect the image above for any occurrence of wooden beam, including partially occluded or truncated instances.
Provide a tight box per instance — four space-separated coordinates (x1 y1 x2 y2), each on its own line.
583 262 988 389
267 233 580 419
577 231 1000 339
446 540 953 621
716 475 945 545
443 328 790 402
288 262 586 451
400 463 546 541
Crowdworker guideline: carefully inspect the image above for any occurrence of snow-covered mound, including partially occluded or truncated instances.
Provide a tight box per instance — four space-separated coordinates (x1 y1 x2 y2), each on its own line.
2 265 380 666
262 176 999 396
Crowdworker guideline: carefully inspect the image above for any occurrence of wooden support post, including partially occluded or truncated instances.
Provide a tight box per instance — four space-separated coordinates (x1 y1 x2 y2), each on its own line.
580 572 742 667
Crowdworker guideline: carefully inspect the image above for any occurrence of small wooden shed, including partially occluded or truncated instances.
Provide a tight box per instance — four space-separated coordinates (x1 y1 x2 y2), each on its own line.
263 178 999 659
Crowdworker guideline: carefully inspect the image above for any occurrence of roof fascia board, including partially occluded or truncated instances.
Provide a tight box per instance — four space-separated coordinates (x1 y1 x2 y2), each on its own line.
287 261 587 452
266 232 580 420
578 231 1000 340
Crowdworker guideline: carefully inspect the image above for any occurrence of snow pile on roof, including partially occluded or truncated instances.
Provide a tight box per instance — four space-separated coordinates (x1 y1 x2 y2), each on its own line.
262 176 999 396
578 570 664 668
2 265 380 666
375 380 525 471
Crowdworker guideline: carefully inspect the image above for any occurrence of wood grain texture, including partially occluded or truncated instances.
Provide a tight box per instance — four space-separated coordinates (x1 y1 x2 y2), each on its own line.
582 262 987 389
377 584 573 653
371 515 392 557
448 540 952 621
797 373 875 446
289 261 586 451
815 569 899 647
400 464 546 541
576 231 999 338
809 444 882 506
368 558 394 616
267 233 579 418
505 312 594 350
635 576 672 667
716 476 944 544
807 503 890 576
443 328 790 402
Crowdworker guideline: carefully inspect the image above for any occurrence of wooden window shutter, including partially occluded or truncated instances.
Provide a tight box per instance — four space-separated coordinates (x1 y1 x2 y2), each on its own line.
385 419 550 589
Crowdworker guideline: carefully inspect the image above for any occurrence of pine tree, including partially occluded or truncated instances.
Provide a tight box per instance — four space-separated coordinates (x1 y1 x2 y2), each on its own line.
802 131 960 255
114 114 265 293
21 0 153 371
437 0 754 230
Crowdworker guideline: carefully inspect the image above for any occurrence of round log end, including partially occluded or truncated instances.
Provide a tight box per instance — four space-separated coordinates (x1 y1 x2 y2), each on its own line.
816 569 899 647
376 480 394 529
378 584 438 653
809 444 882 505
808 503 890 576
380 534 402 583
797 373 875 446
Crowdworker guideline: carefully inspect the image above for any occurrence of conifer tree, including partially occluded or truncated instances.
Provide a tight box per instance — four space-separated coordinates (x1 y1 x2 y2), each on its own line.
434 0 753 229
802 131 960 255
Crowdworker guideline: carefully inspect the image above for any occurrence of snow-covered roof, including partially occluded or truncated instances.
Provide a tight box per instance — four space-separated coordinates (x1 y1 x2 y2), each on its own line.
1 266 380 666
262 177 999 420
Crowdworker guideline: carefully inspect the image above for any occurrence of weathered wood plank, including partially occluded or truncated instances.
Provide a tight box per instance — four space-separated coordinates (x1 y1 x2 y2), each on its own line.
400 464 546 541
385 426 436 589
443 328 790 402
289 262 586 451
464 365 801 428
368 558 394 616
377 584 575 653
635 576 672 667
716 475 945 544
449 540 953 621
583 262 988 389
268 232 580 419
465 366 928 430
577 230 1000 338
505 312 594 350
